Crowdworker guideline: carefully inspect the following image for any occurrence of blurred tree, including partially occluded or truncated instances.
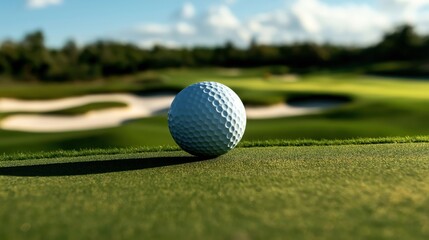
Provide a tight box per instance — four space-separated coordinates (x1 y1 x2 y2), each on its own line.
59 39 80 80
0 41 13 75
248 41 281 66
62 40 79 62
375 24 424 61
20 31 51 81
191 47 214 66
149 44 186 68
0 24 428 82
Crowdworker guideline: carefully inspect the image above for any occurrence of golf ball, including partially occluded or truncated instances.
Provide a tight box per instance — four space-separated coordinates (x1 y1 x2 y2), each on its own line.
168 82 246 157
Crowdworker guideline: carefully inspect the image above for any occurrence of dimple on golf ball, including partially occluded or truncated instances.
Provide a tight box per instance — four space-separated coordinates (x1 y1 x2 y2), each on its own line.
168 81 246 157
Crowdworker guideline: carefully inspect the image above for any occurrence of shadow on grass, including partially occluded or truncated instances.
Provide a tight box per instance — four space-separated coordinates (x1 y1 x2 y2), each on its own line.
0 156 210 177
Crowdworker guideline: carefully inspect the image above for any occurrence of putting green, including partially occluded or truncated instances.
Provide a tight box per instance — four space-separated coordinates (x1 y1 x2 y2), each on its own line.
1 141 428 239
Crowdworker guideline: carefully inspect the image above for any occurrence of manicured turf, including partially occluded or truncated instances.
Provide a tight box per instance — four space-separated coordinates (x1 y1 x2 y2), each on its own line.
1 142 428 239
2 136 429 161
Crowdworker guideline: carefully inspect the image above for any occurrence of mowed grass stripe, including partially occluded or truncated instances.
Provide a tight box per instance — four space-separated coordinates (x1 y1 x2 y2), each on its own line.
2 136 429 162
0 143 428 239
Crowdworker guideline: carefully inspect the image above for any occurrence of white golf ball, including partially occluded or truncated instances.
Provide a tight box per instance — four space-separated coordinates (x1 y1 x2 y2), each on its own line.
168 82 246 157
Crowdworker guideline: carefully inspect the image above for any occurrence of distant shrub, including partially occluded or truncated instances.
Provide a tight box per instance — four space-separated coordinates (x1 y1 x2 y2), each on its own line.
269 65 290 75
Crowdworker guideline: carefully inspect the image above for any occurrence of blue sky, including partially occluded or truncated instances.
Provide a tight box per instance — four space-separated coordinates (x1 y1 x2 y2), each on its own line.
1 0 428 48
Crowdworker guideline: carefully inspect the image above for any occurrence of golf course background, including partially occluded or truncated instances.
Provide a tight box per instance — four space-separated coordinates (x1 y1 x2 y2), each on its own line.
1 24 429 153
1 67 429 153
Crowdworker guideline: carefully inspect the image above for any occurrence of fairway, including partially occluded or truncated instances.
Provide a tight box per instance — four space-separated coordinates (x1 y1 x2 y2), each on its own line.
1 142 428 239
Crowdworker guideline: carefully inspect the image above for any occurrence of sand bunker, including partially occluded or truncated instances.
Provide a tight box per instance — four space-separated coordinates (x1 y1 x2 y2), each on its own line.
0 93 343 132
0 94 174 132
246 103 321 119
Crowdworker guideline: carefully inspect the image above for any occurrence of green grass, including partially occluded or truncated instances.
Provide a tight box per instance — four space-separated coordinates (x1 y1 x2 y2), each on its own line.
0 117 176 154
2 135 429 162
1 142 428 239
46 102 127 115
365 61 429 78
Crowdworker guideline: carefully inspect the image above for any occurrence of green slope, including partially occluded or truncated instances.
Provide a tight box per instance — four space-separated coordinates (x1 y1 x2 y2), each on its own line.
1 142 428 239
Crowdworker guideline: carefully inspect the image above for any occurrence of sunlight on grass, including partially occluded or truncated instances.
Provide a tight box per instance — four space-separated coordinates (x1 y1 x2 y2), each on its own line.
1 143 428 239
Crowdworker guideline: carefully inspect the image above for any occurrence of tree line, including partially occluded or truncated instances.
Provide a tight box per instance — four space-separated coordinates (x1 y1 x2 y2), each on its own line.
0 24 428 82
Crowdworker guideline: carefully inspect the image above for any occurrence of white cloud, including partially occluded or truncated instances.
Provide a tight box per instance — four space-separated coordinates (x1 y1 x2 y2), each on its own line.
175 22 196 35
136 24 171 35
193 5 252 44
203 5 240 30
128 0 429 48
134 4 248 48
414 9 429 33
178 2 195 20
138 39 179 49
239 0 390 45
224 0 237 5
286 0 390 44
379 0 429 9
27 0 63 9
378 0 429 23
